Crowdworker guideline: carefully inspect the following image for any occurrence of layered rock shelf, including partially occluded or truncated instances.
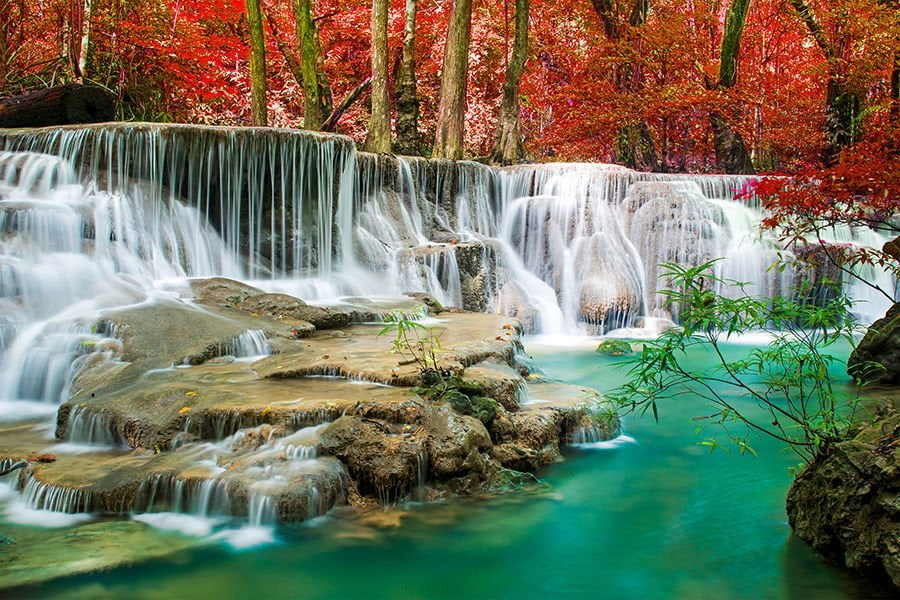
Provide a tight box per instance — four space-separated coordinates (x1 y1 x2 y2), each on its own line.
0 278 619 530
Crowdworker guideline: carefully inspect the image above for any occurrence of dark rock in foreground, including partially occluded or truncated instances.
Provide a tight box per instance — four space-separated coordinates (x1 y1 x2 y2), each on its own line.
786 408 900 590
849 303 900 385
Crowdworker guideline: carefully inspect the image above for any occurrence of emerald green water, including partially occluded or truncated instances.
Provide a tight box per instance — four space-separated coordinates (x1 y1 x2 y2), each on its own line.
8 342 876 599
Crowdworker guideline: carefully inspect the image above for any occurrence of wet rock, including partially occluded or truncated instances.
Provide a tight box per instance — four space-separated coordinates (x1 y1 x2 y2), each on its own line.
489 408 563 470
786 409 900 590
223 457 348 522
465 360 523 411
596 339 633 355
792 245 844 305
318 416 425 503
495 283 538 333
490 442 557 473
575 234 642 332
849 303 900 385
455 242 498 313
190 277 263 307
487 382 620 471
424 404 492 480
403 291 445 314
236 293 352 330
0 520 199 589
230 424 283 453
443 391 498 425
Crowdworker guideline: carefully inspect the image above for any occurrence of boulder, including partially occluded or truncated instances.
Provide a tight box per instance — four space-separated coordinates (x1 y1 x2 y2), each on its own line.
403 291 445 314
596 339 634 356
236 293 351 330
849 303 900 385
424 404 492 480
190 277 263 307
318 416 424 502
786 409 900 590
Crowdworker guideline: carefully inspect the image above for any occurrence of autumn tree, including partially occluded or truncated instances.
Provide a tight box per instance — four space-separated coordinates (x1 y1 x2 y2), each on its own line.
785 0 897 164
708 0 755 174
433 0 473 159
589 0 659 171
747 126 900 304
394 0 421 155
488 0 529 164
293 0 333 130
365 0 390 151
247 0 268 126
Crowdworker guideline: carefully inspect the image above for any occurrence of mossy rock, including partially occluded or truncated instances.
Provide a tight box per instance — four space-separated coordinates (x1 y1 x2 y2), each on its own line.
848 302 900 385
596 339 633 356
403 292 445 314
437 389 497 425
443 375 484 397
470 396 498 425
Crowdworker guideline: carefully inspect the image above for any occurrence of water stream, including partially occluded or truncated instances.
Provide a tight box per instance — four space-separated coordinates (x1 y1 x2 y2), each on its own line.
4 342 879 599
0 124 893 596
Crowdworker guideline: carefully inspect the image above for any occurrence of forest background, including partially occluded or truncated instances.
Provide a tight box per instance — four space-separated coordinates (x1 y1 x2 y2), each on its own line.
2 0 897 174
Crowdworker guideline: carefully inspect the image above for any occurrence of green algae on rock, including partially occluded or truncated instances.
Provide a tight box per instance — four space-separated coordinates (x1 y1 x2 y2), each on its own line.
786 407 900 590
596 339 634 356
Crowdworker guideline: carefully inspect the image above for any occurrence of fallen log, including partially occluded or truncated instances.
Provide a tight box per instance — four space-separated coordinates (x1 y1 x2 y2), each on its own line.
0 84 116 128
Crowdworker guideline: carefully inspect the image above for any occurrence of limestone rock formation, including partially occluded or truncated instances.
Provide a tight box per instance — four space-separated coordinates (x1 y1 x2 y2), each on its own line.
2 286 619 526
849 303 900 385
786 409 900 590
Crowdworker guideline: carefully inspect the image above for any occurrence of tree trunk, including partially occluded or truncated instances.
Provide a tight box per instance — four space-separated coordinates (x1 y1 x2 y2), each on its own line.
488 0 529 165
709 111 754 174
247 0 267 126
0 84 115 128
265 9 305 90
709 0 754 174
66 0 93 82
824 77 862 164
0 1 9 94
788 0 861 165
294 0 333 130
322 76 372 132
591 0 659 171
615 122 658 172
432 0 473 160
718 0 750 89
394 0 421 155
365 0 390 152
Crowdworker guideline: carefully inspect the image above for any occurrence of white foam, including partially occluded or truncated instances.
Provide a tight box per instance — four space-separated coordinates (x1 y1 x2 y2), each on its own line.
212 525 276 549
3 502 95 527
0 400 59 422
132 512 222 537
572 434 638 450
47 442 121 455
0 481 19 501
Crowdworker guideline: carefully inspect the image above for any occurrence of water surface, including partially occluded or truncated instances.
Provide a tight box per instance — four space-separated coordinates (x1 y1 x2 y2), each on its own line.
8 342 874 599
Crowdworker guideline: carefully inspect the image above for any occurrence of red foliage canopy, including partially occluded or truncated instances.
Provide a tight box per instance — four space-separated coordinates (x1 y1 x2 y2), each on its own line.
1 0 897 172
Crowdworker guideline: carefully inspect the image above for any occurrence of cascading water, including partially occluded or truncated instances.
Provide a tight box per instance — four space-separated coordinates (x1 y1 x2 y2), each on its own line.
0 124 892 412
0 123 894 533
0 123 891 390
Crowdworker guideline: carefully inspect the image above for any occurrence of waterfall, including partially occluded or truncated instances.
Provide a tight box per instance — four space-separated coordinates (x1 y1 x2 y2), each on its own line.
0 123 893 426
231 329 271 359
